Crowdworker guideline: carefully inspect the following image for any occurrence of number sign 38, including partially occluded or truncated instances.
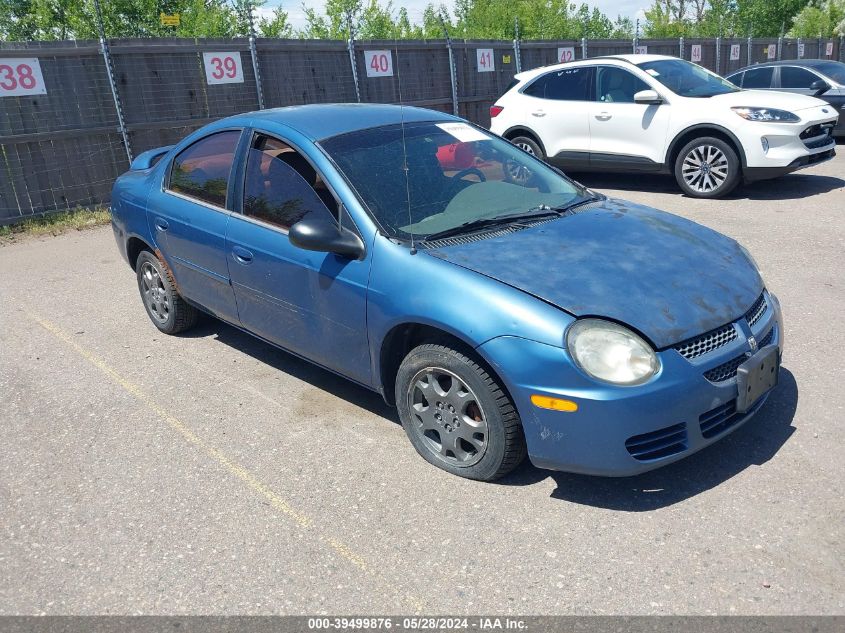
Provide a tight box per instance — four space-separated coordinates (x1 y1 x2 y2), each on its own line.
202 52 244 85
0 58 47 97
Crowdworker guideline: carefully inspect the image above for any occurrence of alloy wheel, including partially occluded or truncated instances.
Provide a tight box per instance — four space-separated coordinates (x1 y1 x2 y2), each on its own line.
406 367 489 467
681 144 729 193
140 261 170 324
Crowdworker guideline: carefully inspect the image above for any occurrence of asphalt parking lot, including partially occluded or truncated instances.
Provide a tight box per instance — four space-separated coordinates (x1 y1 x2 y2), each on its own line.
1 151 843 616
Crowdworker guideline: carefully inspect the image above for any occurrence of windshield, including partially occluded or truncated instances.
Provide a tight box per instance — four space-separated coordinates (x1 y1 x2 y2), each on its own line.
319 121 583 239
637 58 740 97
813 61 845 85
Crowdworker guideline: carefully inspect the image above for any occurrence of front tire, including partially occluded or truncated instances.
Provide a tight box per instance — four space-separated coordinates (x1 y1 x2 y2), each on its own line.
395 344 526 481
136 250 198 334
674 136 740 198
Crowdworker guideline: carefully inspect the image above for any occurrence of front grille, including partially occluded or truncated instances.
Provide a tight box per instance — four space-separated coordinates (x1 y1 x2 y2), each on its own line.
704 353 747 383
758 326 774 348
625 423 688 461
800 123 834 150
699 400 740 438
674 323 737 360
744 293 767 328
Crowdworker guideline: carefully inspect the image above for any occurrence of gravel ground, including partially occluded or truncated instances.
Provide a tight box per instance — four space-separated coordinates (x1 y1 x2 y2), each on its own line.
0 152 843 615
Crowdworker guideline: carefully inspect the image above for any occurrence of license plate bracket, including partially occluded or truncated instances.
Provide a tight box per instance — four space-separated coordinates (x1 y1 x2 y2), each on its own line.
736 346 779 413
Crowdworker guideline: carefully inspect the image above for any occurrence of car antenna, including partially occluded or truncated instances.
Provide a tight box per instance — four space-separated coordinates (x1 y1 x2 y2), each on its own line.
394 33 416 254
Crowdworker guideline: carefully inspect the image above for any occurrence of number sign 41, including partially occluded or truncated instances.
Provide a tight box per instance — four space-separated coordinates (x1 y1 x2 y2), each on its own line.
0 58 47 97
477 49 495 72
202 52 244 85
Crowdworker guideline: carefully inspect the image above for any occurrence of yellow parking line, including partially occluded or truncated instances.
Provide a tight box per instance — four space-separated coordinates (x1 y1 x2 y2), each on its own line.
30 312 426 613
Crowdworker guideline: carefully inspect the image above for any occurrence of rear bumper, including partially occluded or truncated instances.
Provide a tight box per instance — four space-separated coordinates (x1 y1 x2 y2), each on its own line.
478 292 784 477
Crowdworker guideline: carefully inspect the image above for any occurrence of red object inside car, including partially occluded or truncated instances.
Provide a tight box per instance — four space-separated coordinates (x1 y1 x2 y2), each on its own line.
436 142 476 170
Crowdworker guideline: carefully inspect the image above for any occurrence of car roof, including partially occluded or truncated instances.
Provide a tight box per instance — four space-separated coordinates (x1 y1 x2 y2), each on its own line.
515 54 677 79
216 103 459 141
727 59 845 73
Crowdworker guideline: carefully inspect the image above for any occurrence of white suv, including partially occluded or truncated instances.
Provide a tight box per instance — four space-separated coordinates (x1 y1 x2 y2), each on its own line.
490 54 838 198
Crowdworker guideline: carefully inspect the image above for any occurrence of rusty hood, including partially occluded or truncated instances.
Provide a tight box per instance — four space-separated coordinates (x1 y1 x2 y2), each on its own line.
426 199 764 349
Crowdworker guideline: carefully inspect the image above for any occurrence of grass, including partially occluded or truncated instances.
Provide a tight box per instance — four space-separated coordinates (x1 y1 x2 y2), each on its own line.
0 207 112 242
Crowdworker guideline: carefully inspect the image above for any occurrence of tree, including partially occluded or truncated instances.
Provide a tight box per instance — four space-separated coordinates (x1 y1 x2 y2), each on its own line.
789 0 845 36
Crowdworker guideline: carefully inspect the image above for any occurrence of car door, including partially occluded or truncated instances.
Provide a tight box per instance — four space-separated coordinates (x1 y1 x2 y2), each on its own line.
147 129 243 323
588 65 672 168
224 131 372 385
520 66 594 168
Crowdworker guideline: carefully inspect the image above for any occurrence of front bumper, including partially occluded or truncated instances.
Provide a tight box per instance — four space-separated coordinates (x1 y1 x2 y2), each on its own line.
740 105 838 179
478 291 784 476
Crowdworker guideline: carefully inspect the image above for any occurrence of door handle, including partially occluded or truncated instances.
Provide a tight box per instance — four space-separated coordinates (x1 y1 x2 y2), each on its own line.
531 110 546 117
154 218 169 231
594 112 612 121
232 246 254 264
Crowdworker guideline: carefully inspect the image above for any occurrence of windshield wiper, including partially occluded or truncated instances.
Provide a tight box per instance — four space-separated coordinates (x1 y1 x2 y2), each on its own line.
551 194 604 213
421 208 563 242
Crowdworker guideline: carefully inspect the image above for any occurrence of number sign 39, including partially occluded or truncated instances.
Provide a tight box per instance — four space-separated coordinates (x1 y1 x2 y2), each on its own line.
364 50 393 77
476 49 495 72
202 52 244 85
0 58 47 97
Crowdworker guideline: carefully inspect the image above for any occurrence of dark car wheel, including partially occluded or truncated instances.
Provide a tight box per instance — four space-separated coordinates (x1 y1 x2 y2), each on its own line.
395 344 526 481
674 136 740 198
136 250 198 334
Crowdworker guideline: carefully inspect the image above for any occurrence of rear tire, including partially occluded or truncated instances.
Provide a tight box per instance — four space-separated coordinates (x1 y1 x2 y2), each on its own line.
136 250 198 335
509 135 545 160
395 344 526 481
674 136 740 198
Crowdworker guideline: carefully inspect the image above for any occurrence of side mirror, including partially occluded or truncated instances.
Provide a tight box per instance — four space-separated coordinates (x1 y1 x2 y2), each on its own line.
634 89 663 105
810 79 831 96
289 214 365 260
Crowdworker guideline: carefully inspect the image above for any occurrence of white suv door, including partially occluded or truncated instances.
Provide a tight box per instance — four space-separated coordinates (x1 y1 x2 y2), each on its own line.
589 65 672 167
519 66 594 165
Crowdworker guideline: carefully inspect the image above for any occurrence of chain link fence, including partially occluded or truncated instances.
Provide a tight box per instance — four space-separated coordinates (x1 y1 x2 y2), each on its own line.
1 34 844 223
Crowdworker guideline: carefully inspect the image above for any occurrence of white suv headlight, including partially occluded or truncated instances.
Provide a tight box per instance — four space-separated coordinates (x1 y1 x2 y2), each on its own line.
731 107 799 123
566 319 660 386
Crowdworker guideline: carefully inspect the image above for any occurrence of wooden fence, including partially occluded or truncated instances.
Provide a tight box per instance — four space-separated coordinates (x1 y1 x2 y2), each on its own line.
1 36 843 223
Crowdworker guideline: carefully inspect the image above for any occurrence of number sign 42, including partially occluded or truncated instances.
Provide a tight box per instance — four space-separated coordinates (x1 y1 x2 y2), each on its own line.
0 58 47 97
202 52 244 85
364 50 393 77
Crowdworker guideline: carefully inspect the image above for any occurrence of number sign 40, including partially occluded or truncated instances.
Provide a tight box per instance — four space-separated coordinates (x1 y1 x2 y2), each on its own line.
364 50 393 77
0 58 47 97
202 52 244 85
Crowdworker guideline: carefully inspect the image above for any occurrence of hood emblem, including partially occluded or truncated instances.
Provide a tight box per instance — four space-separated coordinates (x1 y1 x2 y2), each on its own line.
748 335 758 353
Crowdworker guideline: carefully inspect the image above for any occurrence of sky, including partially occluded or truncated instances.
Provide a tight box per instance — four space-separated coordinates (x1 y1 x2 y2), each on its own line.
260 0 649 31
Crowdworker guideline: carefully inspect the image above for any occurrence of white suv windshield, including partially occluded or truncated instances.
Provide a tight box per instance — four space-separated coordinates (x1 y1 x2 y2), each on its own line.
637 59 740 97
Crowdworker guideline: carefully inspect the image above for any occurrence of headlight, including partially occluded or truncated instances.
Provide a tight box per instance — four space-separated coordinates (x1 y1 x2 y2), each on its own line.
731 107 799 123
566 319 660 386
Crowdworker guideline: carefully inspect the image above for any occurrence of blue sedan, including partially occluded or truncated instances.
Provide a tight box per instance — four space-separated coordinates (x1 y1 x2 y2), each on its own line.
110 104 783 481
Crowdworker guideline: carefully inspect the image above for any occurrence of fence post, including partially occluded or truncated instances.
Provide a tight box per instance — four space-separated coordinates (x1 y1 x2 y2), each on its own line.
346 14 361 103
840 36 844 62
715 37 721 73
513 16 521 73
797 37 803 59
244 6 265 110
581 37 588 59
777 36 783 60
818 35 822 59
679 36 684 59
93 0 131 164
747 36 752 65
442 19 459 116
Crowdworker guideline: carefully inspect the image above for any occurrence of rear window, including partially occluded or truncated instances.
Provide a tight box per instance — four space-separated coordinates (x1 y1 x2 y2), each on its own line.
522 67 592 101
168 130 241 208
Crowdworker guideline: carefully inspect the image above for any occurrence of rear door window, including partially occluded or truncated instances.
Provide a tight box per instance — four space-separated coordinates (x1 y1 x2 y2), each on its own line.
741 67 774 88
523 67 593 101
168 130 241 208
